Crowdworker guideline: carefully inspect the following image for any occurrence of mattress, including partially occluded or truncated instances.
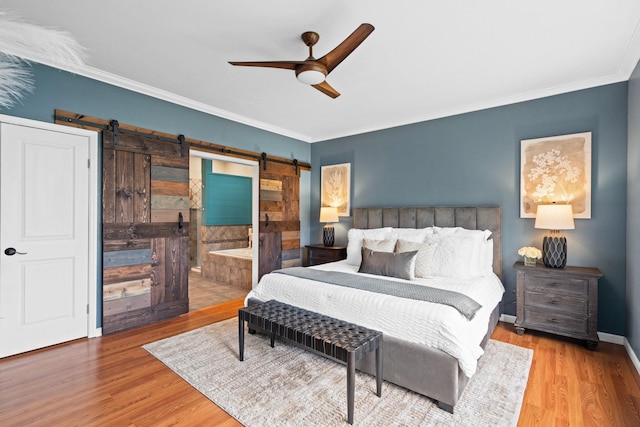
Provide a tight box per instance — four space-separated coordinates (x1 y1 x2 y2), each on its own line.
245 260 505 377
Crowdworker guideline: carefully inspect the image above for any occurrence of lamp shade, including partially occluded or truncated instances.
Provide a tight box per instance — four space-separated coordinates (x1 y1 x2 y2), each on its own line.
319 207 339 223
534 204 575 230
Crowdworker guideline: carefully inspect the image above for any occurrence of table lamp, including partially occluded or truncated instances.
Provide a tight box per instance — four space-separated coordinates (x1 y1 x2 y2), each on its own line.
319 207 339 247
534 203 575 268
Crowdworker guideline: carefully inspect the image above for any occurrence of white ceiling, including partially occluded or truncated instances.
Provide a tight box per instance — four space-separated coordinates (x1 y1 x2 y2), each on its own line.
2 1 640 142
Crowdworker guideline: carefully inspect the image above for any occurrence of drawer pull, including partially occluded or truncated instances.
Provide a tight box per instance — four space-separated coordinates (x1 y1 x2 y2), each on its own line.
549 318 559 323
549 300 559 305
549 282 558 287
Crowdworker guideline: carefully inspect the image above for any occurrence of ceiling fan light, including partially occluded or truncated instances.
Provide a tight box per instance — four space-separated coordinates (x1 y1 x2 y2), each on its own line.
296 69 325 85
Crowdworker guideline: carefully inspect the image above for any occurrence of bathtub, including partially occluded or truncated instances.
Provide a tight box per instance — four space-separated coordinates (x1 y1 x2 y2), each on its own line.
211 247 252 259
201 247 252 290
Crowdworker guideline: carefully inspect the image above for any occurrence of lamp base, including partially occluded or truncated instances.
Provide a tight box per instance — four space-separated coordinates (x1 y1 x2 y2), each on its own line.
323 225 335 247
542 234 567 268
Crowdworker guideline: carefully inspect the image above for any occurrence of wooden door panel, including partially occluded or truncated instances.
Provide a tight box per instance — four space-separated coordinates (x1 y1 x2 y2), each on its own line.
259 232 282 280
258 165 301 276
102 130 189 334
102 148 116 223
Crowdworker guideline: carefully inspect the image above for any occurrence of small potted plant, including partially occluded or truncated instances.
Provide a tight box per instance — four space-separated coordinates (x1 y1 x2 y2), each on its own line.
518 246 542 267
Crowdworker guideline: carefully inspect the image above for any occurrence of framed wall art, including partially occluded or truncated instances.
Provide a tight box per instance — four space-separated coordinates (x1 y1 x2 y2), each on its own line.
321 163 350 217
520 132 591 218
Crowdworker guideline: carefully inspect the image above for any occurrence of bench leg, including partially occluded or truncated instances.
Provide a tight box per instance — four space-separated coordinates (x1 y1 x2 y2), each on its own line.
375 344 382 397
347 351 355 424
238 315 245 361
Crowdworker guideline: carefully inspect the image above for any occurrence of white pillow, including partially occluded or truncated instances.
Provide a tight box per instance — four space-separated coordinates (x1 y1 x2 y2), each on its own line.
363 238 397 253
425 231 490 278
389 227 434 243
483 238 494 276
396 239 438 278
346 227 393 265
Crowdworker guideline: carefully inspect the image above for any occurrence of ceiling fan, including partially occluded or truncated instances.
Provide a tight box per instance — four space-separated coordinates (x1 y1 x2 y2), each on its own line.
229 23 374 98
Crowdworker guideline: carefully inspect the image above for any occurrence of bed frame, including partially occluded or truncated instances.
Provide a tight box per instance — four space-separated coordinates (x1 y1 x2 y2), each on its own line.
350 206 502 413
250 206 502 413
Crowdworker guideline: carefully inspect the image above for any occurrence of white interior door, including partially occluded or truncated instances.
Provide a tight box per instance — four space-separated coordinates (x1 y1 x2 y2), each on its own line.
0 117 97 358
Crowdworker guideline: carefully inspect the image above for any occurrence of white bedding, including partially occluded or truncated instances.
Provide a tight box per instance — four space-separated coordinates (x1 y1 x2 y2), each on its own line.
245 260 505 377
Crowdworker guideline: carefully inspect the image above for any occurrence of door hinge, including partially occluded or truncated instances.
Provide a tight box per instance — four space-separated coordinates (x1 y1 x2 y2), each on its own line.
87 304 89 314
88 159 90 168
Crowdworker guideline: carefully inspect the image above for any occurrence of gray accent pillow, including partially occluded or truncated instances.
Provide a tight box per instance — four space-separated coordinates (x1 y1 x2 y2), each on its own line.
359 248 418 281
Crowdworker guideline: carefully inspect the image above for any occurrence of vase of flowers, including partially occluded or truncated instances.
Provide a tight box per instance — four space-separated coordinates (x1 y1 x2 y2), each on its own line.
518 246 542 267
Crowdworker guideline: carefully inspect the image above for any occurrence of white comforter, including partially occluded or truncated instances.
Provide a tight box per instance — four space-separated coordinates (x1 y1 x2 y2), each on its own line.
245 260 505 377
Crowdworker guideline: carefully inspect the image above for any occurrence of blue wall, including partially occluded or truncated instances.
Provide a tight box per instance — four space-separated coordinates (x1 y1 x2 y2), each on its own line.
627 62 640 355
0 62 312 328
311 83 628 336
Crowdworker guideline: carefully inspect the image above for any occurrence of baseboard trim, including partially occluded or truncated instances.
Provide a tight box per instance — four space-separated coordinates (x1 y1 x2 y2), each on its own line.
624 339 640 376
598 331 625 345
500 314 516 324
498 314 624 345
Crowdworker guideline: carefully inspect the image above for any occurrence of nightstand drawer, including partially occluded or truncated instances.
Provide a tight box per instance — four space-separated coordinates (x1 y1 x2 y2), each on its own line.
523 306 588 335
524 290 587 315
524 275 588 296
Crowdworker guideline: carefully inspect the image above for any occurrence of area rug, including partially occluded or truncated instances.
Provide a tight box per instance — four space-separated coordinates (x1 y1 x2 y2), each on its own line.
143 319 533 426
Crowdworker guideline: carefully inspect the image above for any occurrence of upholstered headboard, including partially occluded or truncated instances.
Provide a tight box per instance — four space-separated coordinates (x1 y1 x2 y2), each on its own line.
353 206 502 279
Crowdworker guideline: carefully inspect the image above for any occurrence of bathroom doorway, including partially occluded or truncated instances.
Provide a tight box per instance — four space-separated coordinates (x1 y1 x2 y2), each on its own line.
188 150 259 310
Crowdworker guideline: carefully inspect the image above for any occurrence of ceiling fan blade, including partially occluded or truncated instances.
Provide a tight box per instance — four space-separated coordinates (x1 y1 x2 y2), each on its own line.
312 81 341 98
318 23 374 74
228 61 304 70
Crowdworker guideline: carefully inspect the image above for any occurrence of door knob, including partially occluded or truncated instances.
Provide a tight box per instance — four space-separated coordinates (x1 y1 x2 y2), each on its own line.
4 247 27 256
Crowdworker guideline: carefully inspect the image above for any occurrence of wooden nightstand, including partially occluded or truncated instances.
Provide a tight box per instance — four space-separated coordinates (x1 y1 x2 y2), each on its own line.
305 244 347 266
514 261 602 349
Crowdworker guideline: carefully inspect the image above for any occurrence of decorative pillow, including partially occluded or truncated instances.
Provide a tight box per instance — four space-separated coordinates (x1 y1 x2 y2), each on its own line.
395 239 438 278
363 238 397 253
359 248 418 281
388 227 434 243
429 227 493 277
424 233 487 278
346 227 393 265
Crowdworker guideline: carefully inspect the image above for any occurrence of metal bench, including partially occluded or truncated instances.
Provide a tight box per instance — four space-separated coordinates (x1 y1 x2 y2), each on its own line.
238 299 383 425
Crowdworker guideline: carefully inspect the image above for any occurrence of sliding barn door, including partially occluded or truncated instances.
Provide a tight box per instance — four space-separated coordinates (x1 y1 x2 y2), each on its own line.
102 130 189 334
259 162 301 280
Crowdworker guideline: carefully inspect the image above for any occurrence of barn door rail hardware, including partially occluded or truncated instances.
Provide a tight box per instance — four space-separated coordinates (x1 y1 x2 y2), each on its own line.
54 109 310 169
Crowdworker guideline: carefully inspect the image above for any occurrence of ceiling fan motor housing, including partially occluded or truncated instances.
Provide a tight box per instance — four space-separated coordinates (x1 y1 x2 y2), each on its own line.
295 63 327 85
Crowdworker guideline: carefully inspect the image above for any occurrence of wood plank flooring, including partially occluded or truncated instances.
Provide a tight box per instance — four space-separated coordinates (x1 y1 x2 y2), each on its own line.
1 300 639 426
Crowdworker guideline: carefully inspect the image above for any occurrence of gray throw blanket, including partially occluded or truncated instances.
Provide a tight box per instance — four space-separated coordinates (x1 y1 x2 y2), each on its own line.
272 267 482 320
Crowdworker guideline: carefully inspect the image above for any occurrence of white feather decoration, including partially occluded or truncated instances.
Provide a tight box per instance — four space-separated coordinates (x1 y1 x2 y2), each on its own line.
0 10 86 108
0 53 34 108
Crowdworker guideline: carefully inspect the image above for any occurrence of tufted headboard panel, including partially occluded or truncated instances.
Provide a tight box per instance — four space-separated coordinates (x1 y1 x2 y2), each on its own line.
353 206 502 279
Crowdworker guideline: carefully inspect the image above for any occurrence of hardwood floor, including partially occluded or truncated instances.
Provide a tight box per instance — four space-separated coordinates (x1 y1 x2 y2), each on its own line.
1 301 639 426
492 322 640 427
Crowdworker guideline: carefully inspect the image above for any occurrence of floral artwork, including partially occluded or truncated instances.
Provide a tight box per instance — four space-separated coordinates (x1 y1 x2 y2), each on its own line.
520 132 591 218
321 163 350 216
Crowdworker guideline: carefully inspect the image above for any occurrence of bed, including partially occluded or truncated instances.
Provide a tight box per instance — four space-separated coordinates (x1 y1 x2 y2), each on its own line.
246 206 503 412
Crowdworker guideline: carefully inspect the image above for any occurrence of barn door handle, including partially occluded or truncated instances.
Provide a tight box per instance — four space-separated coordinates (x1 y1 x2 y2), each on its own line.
265 213 269 227
178 212 184 230
4 247 27 256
